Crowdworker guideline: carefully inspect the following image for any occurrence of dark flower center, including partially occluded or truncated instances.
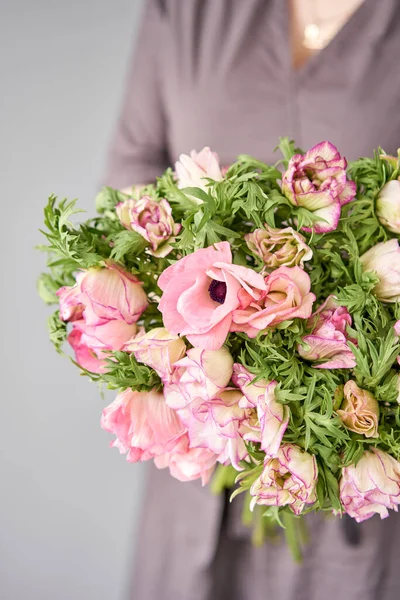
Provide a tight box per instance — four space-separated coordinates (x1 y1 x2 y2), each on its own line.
208 279 227 304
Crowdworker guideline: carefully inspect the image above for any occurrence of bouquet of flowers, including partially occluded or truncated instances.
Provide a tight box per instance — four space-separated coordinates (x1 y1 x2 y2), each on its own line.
38 139 400 559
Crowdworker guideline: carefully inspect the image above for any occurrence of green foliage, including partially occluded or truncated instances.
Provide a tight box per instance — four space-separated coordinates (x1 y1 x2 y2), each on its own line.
102 352 162 392
95 186 127 215
47 311 68 354
110 230 148 261
39 195 103 269
80 351 162 393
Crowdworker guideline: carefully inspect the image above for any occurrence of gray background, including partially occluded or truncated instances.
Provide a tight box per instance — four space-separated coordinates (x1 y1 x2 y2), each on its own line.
0 1 146 598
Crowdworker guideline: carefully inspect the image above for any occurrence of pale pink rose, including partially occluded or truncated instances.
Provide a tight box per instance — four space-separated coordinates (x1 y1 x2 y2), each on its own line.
158 242 266 350
57 262 148 326
376 180 400 234
232 364 289 456
101 388 186 463
164 347 234 410
250 444 318 515
298 296 356 369
116 196 181 257
175 147 223 199
281 141 356 233
177 390 250 470
57 262 148 372
231 266 315 337
337 380 379 438
124 327 186 381
154 433 217 485
69 319 140 374
245 224 313 270
360 239 400 302
340 448 400 522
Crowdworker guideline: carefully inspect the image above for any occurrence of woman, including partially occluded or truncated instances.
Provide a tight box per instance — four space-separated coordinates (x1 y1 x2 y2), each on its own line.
104 1 400 599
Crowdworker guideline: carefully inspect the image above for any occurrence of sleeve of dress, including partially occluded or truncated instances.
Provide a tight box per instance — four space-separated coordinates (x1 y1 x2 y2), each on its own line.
103 0 168 188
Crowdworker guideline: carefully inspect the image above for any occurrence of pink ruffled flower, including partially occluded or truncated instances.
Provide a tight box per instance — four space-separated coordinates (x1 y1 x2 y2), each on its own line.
57 262 148 326
340 448 400 523
175 147 223 199
164 347 234 410
164 348 249 469
177 390 250 470
158 242 266 350
250 444 318 515
178 388 254 471
360 239 400 303
124 327 186 381
101 388 186 463
68 319 140 374
116 196 181 257
232 364 289 456
298 296 356 369
281 141 356 233
231 266 315 337
154 434 218 485
57 262 148 373
245 225 313 270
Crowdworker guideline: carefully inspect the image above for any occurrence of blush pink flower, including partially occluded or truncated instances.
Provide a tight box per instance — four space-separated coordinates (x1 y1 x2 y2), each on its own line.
298 296 356 369
101 388 186 463
245 224 313 270
68 320 140 374
232 364 289 456
57 262 148 326
250 444 318 515
337 381 379 438
158 242 266 350
360 239 400 303
116 196 181 257
281 141 356 233
231 266 315 337
340 448 400 522
177 390 250 470
175 147 223 199
57 262 148 373
124 327 186 382
164 347 234 410
154 433 218 485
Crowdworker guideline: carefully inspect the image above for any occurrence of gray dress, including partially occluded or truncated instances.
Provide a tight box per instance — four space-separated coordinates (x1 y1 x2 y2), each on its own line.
104 1 400 598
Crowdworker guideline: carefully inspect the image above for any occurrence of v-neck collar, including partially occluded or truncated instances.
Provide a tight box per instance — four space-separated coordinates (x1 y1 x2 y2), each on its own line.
285 0 373 81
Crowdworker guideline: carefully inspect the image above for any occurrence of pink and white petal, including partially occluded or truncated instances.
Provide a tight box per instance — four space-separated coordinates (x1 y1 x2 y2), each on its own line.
338 179 357 205
304 141 340 163
308 202 341 233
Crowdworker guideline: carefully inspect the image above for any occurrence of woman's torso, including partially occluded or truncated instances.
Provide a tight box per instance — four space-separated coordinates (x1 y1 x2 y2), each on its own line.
116 1 400 598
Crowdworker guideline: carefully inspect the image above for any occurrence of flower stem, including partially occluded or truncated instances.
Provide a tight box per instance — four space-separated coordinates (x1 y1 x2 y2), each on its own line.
210 464 237 495
282 512 303 563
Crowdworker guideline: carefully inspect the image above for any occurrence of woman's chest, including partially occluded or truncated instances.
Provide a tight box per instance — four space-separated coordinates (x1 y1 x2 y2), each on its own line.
159 0 400 164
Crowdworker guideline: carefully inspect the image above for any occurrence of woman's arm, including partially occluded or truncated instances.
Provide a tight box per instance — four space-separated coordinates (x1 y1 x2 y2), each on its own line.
104 0 168 190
